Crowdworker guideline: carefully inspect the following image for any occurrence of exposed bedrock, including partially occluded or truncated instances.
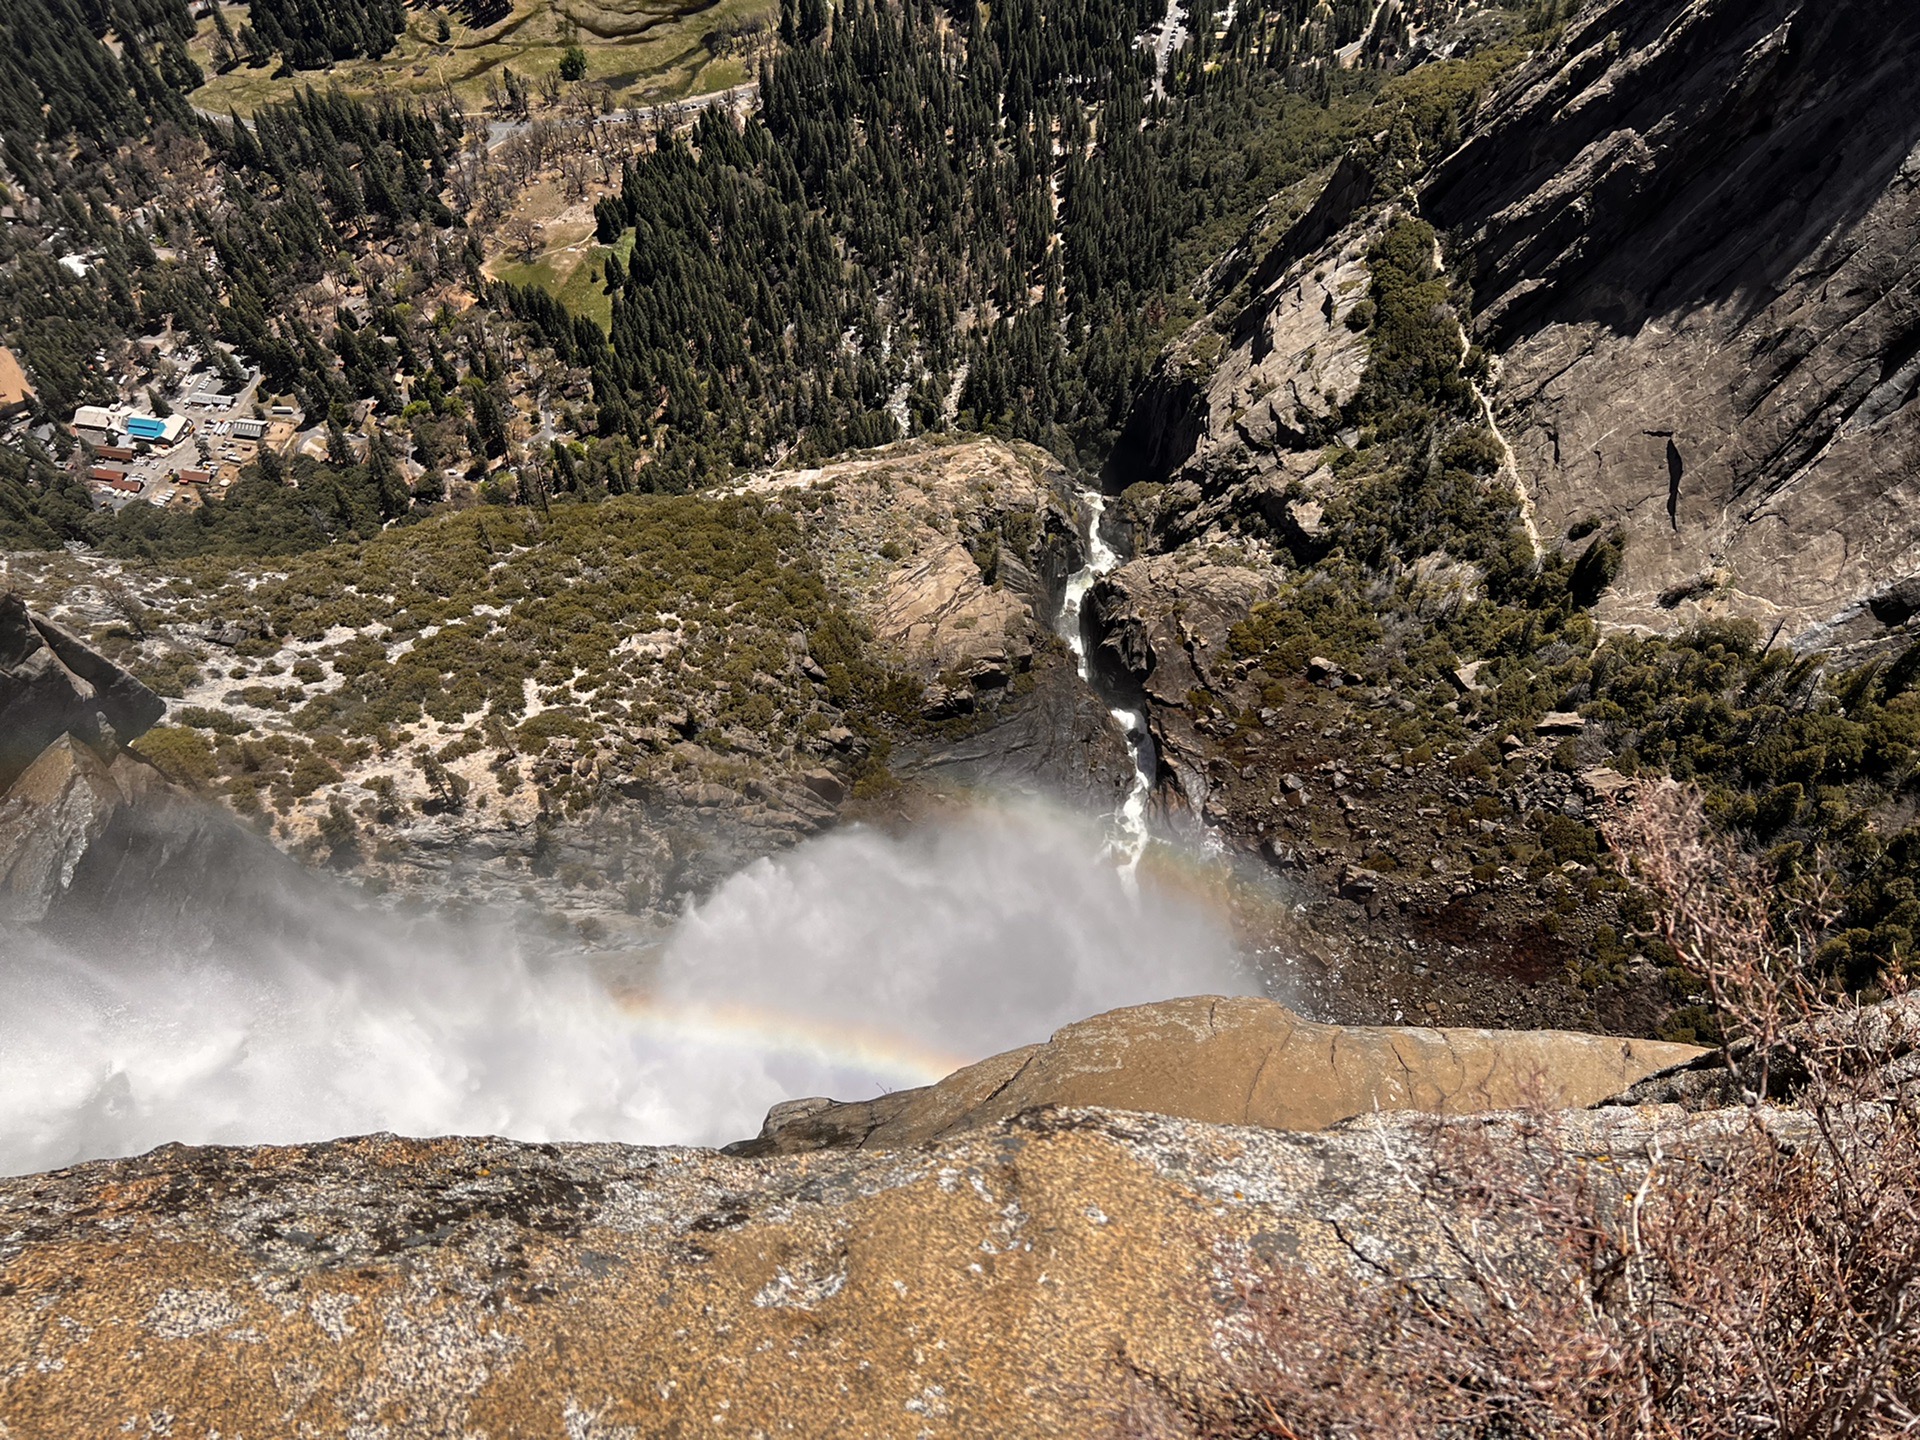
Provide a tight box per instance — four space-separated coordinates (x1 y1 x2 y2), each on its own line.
727 994 1703 1155
0 591 164 791
1083 554 1285 829
1422 0 1920 634
0 1103 1795 1436
0 592 278 936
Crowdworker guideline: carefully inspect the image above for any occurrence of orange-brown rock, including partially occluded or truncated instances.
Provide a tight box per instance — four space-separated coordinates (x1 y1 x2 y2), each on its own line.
730 995 1704 1155
0 1104 1779 1437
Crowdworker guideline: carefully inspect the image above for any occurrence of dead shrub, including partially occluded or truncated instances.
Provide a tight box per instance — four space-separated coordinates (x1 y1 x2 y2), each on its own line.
1117 785 1920 1439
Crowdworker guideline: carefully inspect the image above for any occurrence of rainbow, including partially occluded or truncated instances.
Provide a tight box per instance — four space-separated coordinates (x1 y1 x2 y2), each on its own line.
613 995 975 1087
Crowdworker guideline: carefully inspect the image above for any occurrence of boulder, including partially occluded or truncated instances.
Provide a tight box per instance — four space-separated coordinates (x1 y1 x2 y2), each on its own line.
727 995 1704 1155
0 592 163 790
0 1104 1801 1437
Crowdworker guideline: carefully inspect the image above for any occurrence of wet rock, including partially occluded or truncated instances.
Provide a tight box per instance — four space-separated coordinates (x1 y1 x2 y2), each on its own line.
1080 555 1284 828
891 652 1135 814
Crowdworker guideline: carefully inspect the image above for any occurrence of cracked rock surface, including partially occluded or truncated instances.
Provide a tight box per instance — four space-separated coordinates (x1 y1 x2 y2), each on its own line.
0 1102 1780 1436
1423 0 1920 635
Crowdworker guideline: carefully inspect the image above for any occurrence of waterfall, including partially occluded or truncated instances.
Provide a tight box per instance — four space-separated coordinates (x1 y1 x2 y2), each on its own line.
1058 490 1156 884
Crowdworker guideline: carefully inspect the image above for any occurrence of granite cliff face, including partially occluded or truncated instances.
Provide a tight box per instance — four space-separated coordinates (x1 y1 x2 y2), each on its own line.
1047 0 1920 1032
1128 0 1920 636
0 592 164 792
1423 0 1920 635
0 595 267 936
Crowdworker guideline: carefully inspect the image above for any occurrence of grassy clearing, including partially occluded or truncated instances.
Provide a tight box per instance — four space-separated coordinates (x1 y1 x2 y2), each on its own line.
189 0 773 117
492 227 633 331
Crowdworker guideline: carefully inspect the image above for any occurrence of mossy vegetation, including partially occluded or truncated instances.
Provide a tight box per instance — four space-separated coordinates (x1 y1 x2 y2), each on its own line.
145 490 922 817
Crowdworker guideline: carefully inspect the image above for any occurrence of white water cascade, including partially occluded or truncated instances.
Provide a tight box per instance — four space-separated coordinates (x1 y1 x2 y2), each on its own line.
1058 490 1156 884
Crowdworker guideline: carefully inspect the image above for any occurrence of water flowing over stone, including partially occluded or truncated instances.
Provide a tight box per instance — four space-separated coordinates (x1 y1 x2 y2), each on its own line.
1058 491 1155 878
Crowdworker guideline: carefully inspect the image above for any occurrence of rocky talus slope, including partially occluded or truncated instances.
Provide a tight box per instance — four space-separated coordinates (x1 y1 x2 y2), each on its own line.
728 994 1701 1155
1424 0 1920 636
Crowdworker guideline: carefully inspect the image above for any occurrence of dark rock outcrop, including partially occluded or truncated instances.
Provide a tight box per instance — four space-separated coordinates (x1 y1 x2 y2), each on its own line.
1083 553 1285 829
0 591 311 944
1423 0 1920 633
0 735 153 925
891 650 1135 813
0 592 163 791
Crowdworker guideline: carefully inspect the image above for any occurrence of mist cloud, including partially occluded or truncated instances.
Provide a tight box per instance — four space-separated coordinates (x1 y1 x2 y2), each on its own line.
0 803 1248 1177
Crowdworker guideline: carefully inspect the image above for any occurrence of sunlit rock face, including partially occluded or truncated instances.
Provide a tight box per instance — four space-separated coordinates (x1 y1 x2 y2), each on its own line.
0 1104 1800 1437
1423 0 1920 635
725 994 1705 1155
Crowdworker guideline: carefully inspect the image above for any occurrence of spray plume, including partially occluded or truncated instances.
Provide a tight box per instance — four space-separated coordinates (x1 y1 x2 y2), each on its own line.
0 803 1246 1177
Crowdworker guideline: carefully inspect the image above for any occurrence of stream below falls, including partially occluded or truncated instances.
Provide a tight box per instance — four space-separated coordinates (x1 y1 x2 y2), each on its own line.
1059 489 1156 885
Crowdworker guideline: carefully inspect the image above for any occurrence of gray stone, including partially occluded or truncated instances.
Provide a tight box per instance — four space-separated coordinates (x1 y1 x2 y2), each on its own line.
1423 0 1920 635
0 1102 1803 1437
0 593 164 791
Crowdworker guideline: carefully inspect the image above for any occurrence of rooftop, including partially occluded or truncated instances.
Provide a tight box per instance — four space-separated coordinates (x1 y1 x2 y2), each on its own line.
0 348 34 411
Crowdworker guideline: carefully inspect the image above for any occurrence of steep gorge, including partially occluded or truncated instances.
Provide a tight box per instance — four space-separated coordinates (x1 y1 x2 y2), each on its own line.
1071 0 1920 1028
6 2 1920 1428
